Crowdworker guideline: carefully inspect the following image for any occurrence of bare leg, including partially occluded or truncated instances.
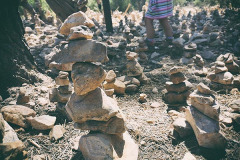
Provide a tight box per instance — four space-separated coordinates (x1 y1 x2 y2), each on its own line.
159 18 173 38
145 17 155 39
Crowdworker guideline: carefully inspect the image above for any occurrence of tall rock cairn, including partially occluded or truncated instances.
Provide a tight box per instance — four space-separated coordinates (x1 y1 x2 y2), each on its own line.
186 83 227 149
163 66 192 105
49 11 138 159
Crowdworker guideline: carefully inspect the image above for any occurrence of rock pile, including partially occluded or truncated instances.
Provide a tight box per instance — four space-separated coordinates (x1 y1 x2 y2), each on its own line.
49 71 72 119
136 38 148 52
217 53 240 74
193 54 208 76
126 51 149 84
186 83 226 149
50 11 139 159
163 66 192 104
180 43 197 65
207 61 235 90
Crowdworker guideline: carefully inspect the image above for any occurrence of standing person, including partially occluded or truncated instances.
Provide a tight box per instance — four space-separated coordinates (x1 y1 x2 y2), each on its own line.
145 0 174 49
96 0 102 11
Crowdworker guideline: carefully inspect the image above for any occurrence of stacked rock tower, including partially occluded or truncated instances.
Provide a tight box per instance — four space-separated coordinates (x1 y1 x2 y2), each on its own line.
186 83 226 149
163 66 192 105
47 11 138 159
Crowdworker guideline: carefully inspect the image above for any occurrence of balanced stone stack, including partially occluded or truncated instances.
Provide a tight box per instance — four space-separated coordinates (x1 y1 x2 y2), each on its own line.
126 51 149 84
216 53 240 74
136 38 148 52
50 11 138 159
103 70 126 96
186 83 227 149
207 61 234 90
181 43 197 65
193 54 208 76
163 66 193 105
49 71 72 119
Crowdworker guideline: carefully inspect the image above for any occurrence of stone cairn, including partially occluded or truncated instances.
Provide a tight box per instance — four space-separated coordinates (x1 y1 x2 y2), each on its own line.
193 54 208 76
185 83 227 149
207 61 235 90
49 71 72 120
181 42 197 65
47 11 138 159
163 66 193 105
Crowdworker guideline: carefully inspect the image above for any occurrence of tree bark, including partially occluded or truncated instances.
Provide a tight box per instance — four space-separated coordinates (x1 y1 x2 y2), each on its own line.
45 0 79 22
0 0 38 98
102 0 113 32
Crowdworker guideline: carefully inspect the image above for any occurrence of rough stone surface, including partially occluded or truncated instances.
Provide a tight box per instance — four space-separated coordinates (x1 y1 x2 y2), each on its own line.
3 121 19 143
0 113 4 143
207 72 234 84
185 106 227 149
163 90 190 104
173 118 193 138
47 40 108 65
226 61 240 74
105 89 115 97
0 140 25 160
105 70 116 83
28 115 56 130
126 59 143 77
74 112 125 134
66 88 119 123
72 62 106 95
49 88 71 103
67 25 93 40
16 88 30 104
190 91 215 106
232 114 240 125
197 83 212 95
229 100 240 112
1 105 36 128
126 51 138 60
59 11 94 36
166 80 192 93
113 79 126 95
215 66 228 74
79 132 138 160
169 66 185 75
126 84 138 93
49 61 74 71
49 125 65 141
170 72 186 84
191 98 220 120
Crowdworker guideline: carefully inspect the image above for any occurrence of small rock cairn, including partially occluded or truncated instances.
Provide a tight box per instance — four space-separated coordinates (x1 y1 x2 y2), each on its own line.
163 66 192 105
48 11 138 159
207 61 234 90
181 43 197 65
49 71 72 120
185 83 227 149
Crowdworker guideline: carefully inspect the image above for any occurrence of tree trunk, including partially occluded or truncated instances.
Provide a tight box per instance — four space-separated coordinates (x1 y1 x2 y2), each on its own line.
0 0 38 98
102 0 113 32
45 0 79 22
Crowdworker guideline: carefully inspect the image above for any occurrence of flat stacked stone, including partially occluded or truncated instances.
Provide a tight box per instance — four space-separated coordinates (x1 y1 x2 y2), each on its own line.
193 54 208 76
182 43 197 64
135 38 148 52
185 83 226 149
217 53 240 74
163 66 192 104
103 70 126 96
55 12 138 160
126 51 149 85
207 61 234 91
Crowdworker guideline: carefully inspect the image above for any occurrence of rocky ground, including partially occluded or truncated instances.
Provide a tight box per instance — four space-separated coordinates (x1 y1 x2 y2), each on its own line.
1 5 240 160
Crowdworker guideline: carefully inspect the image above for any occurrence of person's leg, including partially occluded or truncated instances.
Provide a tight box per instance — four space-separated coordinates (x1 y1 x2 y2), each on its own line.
145 17 155 40
159 18 173 39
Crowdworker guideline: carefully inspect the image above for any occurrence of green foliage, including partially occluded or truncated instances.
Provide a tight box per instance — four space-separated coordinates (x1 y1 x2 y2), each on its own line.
174 0 187 6
87 0 99 11
110 0 132 11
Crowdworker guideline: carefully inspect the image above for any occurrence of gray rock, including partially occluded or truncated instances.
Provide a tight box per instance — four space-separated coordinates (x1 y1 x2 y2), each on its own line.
201 51 215 60
74 112 126 134
49 125 65 141
66 88 119 123
163 90 190 104
215 66 228 74
59 11 94 36
67 25 93 40
1 105 36 128
173 118 193 138
185 106 226 149
72 62 106 95
207 72 234 84
105 70 116 83
170 72 186 84
126 59 143 77
46 40 108 65
169 66 185 75
197 83 213 95
166 80 192 93
229 100 240 112
190 91 215 106
0 140 25 160
28 115 56 130
2 121 19 143
79 132 138 160
191 98 220 120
